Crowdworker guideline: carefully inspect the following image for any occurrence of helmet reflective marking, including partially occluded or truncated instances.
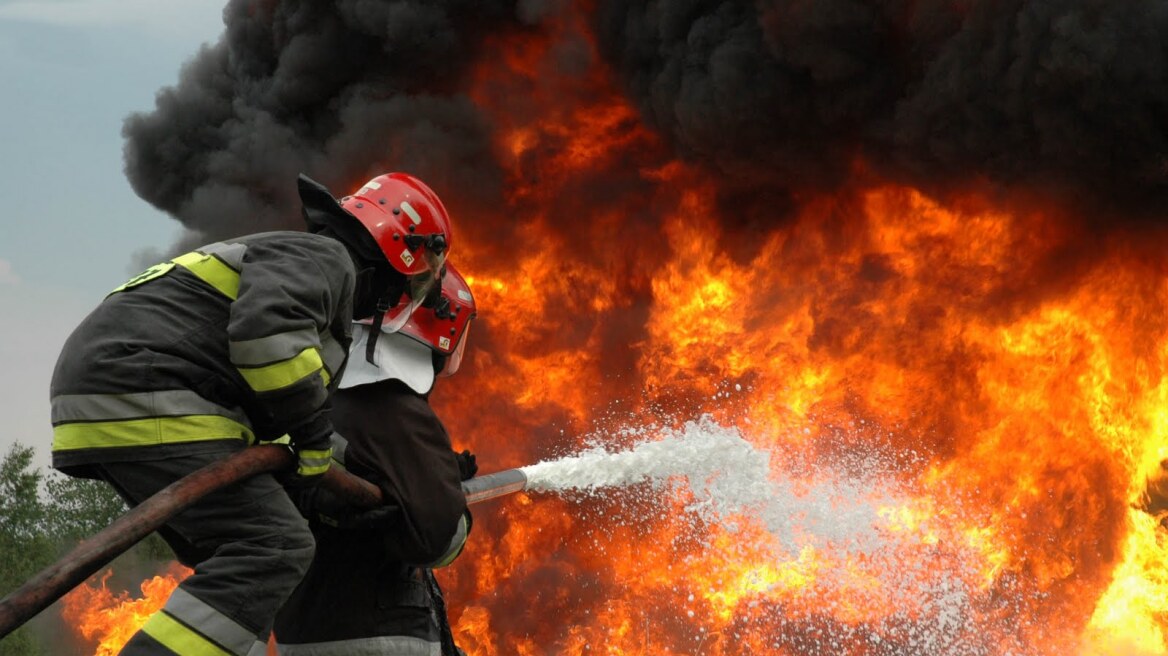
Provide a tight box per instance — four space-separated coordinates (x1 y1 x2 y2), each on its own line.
400 200 423 225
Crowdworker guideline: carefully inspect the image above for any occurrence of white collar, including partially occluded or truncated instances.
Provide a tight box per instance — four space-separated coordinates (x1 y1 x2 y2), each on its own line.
338 324 436 394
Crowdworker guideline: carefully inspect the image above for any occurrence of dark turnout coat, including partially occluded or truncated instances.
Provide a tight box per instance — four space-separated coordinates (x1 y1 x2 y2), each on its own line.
274 378 469 655
50 231 355 475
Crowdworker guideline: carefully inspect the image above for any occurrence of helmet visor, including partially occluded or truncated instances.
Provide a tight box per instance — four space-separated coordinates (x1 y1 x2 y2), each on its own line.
376 249 446 334
439 323 471 377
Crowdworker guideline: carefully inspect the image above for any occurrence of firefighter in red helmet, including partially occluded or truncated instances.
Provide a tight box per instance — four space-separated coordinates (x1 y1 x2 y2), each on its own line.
274 263 479 656
49 172 453 656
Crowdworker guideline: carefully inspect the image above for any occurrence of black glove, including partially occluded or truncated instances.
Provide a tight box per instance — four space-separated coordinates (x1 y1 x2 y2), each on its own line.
302 485 402 530
285 416 334 489
455 449 478 481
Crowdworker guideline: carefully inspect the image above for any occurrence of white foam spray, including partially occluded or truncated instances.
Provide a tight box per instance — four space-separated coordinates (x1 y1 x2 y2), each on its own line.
517 415 1038 655
524 415 915 554
523 416 774 532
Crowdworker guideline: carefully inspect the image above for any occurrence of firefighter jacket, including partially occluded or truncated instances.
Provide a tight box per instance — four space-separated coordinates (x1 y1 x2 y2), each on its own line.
273 374 469 654
50 231 355 476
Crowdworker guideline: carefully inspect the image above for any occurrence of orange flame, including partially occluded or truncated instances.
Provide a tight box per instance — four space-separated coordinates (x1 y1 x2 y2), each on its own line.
61 564 190 655
62 565 281 655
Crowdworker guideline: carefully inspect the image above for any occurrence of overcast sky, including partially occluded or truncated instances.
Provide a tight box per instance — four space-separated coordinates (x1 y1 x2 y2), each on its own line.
0 0 226 470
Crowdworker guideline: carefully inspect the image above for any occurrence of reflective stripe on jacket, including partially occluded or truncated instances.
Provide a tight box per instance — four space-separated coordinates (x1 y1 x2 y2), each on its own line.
50 231 354 473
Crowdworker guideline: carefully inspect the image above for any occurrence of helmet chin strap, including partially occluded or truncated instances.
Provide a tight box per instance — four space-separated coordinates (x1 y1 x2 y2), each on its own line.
365 291 399 365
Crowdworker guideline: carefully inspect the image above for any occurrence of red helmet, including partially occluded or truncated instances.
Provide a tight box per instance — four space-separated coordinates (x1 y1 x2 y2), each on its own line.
342 173 452 333
399 262 476 377
341 173 452 276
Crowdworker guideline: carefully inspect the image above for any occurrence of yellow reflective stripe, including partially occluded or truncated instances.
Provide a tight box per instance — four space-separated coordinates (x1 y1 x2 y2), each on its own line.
238 347 323 393
51 391 250 425
430 515 469 568
52 415 254 451
164 588 260 655
141 611 234 656
230 331 321 366
297 463 330 477
297 447 333 476
431 547 461 568
172 252 241 300
109 261 177 295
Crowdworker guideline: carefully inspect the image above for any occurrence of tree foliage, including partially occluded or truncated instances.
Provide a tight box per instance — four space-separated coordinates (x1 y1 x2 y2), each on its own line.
0 444 51 655
0 443 169 654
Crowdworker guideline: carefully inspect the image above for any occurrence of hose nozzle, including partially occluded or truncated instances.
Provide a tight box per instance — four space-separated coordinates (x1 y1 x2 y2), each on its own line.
462 468 527 505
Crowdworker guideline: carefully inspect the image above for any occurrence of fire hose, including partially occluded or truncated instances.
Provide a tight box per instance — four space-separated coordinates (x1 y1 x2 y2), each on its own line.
0 444 527 639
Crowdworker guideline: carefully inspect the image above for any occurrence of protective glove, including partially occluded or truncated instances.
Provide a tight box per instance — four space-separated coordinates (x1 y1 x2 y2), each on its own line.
284 415 335 489
333 504 401 531
300 485 402 530
455 449 478 481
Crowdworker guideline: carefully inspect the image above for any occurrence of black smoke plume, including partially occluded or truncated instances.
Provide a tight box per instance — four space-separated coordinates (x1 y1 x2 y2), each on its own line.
594 0 1168 221
123 0 519 251
125 0 1168 248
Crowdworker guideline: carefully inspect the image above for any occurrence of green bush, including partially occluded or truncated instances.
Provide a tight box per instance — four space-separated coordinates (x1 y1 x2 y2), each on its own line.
0 443 170 654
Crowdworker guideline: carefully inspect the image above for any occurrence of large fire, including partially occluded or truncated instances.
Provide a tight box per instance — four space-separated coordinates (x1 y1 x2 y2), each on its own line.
434 7 1168 655
64 3 1168 655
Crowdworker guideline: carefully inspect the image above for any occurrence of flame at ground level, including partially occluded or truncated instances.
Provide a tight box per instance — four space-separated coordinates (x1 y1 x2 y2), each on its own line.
61 564 190 655
61 564 281 655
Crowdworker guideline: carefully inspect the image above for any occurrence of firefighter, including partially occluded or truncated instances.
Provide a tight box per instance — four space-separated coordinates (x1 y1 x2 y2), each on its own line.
273 262 479 656
49 171 453 656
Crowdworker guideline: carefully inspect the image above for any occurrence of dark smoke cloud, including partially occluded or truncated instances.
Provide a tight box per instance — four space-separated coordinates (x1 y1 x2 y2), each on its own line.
593 0 1168 219
126 0 1168 244
123 0 518 249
